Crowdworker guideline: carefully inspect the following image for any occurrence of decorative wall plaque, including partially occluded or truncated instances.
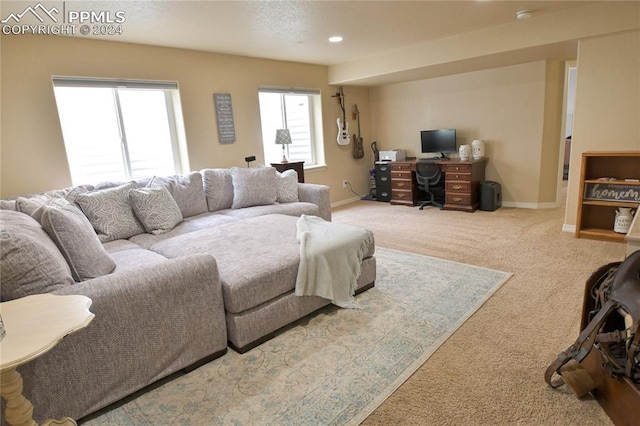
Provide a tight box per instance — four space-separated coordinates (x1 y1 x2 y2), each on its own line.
214 93 236 144
584 183 640 203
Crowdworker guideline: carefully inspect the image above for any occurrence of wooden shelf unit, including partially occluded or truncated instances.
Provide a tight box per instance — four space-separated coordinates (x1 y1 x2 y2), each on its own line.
575 151 640 243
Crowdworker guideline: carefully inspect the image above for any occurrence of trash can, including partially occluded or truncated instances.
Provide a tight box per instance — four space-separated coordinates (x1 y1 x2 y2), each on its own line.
479 181 502 211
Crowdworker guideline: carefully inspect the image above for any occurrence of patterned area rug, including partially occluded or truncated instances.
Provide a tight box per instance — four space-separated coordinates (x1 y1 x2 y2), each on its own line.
84 247 511 426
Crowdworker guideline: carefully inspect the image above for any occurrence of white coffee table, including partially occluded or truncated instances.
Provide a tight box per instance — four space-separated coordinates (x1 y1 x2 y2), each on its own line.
0 294 94 426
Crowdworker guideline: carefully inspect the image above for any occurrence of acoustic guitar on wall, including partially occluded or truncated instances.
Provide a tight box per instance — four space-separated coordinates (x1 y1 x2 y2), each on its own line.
352 104 364 159
333 87 351 145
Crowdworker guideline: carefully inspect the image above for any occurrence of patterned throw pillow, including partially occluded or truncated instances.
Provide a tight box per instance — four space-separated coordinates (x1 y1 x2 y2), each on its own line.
276 169 299 203
129 185 183 235
40 199 116 281
230 167 278 209
0 210 74 301
75 182 145 242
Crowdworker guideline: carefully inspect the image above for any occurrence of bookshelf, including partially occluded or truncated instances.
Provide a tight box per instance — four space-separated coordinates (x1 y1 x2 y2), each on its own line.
575 151 640 243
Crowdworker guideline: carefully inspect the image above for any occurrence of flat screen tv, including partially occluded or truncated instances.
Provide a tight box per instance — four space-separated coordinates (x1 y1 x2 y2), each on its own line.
420 129 456 159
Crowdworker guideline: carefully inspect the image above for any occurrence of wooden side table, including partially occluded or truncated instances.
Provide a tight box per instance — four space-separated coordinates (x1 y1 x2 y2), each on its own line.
271 161 305 183
0 294 94 426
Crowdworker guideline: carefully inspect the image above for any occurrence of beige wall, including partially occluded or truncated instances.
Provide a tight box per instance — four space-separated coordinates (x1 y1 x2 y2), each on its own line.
564 30 640 228
2 29 637 213
369 60 565 207
0 35 373 201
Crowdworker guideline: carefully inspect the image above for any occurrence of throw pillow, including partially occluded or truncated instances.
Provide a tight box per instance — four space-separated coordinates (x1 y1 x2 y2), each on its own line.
276 169 299 203
230 167 277 209
75 182 145 242
202 168 234 212
129 185 183 235
149 172 208 218
0 210 74 301
0 200 16 210
40 199 116 282
16 195 51 222
64 185 90 205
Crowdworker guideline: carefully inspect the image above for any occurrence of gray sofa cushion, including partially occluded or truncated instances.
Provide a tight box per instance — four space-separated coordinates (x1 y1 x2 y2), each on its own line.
149 213 375 315
0 210 74 301
103 239 143 253
202 168 234 212
75 182 145 242
129 185 183 234
109 248 168 273
149 214 301 313
230 166 277 209
129 212 238 249
151 172 208 218
218 202 319 220
39 199 116 282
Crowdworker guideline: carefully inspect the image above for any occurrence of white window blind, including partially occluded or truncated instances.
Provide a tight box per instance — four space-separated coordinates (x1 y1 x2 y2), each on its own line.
52 77 184 186
258 86 324 167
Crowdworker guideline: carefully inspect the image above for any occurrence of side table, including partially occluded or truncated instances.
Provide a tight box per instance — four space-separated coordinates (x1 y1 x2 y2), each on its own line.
0 294 94 426
271 161 305 183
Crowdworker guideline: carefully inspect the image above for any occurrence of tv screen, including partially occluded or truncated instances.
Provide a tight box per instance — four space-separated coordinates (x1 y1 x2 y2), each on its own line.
420 129 456 158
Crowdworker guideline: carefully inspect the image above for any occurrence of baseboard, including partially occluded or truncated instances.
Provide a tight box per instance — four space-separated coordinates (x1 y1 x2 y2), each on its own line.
334 198 560 210
501 201 559 209
563 224 576 233
331 195 363 208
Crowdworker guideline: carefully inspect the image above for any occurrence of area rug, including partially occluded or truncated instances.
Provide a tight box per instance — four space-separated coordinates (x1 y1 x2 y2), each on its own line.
83 247 512 426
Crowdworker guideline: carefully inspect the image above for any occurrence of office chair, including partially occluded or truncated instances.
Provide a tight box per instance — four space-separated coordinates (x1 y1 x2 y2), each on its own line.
415 159 443 210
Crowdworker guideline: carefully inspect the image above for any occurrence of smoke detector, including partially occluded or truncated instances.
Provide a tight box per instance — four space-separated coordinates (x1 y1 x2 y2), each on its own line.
516 10 533 20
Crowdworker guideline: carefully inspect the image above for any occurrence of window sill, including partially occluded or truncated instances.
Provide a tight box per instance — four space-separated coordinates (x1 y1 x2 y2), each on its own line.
304 164 327 173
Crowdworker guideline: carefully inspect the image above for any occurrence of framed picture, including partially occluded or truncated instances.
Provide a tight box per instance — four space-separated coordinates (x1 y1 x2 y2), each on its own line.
214 93 236 144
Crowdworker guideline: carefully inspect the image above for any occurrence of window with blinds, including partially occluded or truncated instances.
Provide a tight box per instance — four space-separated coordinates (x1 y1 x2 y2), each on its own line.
52 77 185 186
258 87 324 167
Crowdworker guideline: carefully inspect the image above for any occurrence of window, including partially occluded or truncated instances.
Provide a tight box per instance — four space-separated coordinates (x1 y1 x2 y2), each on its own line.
52 77 186 186
258 87 324 167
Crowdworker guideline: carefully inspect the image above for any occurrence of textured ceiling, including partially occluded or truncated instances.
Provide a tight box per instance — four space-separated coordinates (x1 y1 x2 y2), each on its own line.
0 1 595 66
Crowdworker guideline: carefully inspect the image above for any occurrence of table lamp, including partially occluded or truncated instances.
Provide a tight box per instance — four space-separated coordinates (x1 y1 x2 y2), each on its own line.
275 129 292 163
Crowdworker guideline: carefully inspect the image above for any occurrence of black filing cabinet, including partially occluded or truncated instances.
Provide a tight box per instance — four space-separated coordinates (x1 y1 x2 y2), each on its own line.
375 162 392 202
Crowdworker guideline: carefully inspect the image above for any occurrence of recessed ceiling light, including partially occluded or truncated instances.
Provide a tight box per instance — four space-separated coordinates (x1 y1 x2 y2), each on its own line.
328 36 343 43
516 10 533 20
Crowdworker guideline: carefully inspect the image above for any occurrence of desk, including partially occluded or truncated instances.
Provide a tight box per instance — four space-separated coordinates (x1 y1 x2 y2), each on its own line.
0 294 94 426
390 158 488 212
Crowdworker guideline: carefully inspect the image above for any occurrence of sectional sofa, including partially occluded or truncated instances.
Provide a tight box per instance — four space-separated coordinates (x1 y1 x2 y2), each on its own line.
0 166 376 423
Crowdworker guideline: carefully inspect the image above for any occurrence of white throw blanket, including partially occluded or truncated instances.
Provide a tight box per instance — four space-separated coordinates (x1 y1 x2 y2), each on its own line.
295 214 374 308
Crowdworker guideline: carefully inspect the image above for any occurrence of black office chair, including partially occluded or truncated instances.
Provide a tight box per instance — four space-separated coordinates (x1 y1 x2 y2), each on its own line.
415 159 443 210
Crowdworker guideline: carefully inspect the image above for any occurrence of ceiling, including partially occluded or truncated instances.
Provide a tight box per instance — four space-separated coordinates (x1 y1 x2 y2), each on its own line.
1 1 595 66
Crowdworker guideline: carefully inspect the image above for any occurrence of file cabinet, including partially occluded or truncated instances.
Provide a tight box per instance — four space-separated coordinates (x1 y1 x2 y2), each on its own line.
375 163 392 202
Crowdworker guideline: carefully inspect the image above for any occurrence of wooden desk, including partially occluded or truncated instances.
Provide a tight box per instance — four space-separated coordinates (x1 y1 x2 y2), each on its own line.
390 158 488 212
0 294 94 426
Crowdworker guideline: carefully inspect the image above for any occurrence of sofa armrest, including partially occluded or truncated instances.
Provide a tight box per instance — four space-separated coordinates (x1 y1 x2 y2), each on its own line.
21 254 227 423
298 183 331 221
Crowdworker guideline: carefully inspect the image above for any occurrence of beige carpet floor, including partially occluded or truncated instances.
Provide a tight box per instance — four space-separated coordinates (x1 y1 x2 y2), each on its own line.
331 195 627 425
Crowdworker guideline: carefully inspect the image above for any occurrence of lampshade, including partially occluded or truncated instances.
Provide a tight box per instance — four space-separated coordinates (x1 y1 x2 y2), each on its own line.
275 129 292 145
